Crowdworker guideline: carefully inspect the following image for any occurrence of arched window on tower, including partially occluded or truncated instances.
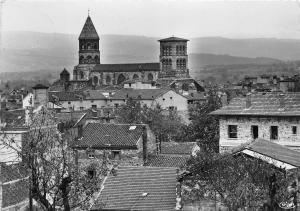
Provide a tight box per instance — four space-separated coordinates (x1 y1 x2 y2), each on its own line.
133 74 139 80
87 55 92 64
148 73 153 81
106 75 111 85
94 43 98 49
81 44 85 50
80 71 84 79
117 74 126 85
79 56 84 64
93 76 98 85
87 43 91 49
182 59 186 69
95 55 99 64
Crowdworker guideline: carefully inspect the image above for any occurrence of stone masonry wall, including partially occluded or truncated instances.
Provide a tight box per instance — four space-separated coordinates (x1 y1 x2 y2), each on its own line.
219 116 300 152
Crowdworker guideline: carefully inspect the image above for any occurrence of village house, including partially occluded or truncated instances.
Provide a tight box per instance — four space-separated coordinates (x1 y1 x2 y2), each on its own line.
72 123 156 175
211 92 300 152
48 90 108 112
90 166 181 211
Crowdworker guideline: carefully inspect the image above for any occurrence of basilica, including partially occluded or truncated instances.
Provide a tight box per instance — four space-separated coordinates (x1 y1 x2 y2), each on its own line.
51 15 202 92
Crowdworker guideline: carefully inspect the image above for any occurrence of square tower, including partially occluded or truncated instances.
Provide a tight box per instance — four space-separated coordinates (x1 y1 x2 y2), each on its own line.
158 37 189 78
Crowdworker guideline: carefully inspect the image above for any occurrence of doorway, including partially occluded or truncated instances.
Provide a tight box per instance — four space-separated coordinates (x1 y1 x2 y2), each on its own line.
251 125 258 139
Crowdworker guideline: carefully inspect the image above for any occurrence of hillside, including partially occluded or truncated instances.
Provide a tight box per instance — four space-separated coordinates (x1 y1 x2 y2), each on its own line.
1 31 300 82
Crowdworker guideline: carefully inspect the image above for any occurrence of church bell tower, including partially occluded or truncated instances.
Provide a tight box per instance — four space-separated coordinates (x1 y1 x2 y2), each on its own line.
78 15 100 65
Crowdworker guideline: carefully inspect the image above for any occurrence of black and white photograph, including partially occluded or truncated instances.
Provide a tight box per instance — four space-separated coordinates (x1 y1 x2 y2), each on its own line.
0 0 300 210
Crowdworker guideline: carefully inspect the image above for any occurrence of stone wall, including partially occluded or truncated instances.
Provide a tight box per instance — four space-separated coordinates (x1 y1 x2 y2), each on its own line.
219 116 300 151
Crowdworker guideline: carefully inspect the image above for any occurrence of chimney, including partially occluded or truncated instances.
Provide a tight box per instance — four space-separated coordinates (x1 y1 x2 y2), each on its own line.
246 93 251 109
279 93 285 108
221 93 228 106
142 125 148 163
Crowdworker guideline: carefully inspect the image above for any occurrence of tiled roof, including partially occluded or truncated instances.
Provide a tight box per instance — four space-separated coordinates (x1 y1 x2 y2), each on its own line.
232 138 300 168
91 166 178 211
161 142 196 155
0 109 26 128
92 63 160 73
2 178 29 208
211 92 300 117
49 90 107 102
111 88 170 100
32 84 49 89
79 16 99 39
1 163 29 208
158 36 189 42
145 154 189 168
73 123 144 149
60 68 70 75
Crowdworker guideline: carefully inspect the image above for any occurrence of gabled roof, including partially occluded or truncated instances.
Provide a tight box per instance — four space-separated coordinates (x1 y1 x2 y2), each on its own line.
92 63 160 73
158 36 189 42
73 123 145 149
161 141 196 155
232 138 300 169
145 154 189 168
211 92 300 117
91 166 178 211
48 90 107 102
79 16 99 39
111 88 171 100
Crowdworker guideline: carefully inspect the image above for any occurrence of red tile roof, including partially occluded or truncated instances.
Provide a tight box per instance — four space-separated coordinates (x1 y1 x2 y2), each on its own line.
161 142 196 155
211 92 300 117
79 16 99 39
145 154 189 168
73 123 144 149
91 166 178 211
232 138 300 168
111 88 170 100
158 36 189 42
92 63 160 73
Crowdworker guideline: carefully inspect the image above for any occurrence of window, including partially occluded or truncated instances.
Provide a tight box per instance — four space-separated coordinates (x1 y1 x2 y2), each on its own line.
292 126 297 135
88 153 95 159
115 103 119 108
228 125 238 139
91 100 94 103
80 107 84 111
270 126 278 140
251 125 258 139
170 97 173 100
87 169 96 179
68 102 71 104
91 105 97 109
112 151 120 160
169 106 176 111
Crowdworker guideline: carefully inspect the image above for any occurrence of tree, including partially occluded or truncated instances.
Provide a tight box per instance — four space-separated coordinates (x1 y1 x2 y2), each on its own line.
2 107 106 211
115 98 184 142
180 89 221 152
184 152 294 211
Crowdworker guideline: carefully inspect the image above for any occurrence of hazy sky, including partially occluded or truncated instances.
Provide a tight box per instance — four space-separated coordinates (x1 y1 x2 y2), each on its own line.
2 0 300 39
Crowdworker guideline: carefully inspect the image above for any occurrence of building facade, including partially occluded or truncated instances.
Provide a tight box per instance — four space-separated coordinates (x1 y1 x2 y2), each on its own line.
211 92 300 152
70 15 191 87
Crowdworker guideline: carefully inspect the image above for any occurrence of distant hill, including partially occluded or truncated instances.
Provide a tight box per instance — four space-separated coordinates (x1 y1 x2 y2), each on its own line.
189 53 281 71
1 31 299 82
189 37 300 60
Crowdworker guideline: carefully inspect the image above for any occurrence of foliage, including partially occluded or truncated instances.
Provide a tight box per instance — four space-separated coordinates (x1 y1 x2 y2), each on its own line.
2 107 105 211
115 98 184 142
184 152 294 211
179 89 221 152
